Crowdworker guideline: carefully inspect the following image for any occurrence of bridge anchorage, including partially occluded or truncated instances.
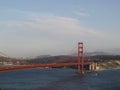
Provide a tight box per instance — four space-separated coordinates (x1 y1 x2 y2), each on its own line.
0 42 97 74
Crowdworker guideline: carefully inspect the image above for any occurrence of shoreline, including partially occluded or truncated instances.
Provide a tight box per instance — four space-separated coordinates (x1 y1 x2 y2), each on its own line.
96 59 120 71
95 67 120 71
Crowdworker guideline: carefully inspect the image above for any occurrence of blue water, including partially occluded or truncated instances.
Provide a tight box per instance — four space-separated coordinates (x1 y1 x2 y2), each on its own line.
0 68 120 90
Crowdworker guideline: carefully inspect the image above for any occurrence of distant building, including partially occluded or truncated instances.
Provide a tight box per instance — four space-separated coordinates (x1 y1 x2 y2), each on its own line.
3 62 13 65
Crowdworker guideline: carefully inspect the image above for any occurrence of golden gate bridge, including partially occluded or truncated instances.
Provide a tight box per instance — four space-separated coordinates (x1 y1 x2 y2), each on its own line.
0 42 97 74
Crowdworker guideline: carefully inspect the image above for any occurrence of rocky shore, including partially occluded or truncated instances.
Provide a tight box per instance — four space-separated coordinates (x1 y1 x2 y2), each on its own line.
97 60 120 70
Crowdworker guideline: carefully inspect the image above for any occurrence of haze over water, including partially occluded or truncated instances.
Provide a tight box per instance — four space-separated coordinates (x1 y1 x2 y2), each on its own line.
0 68 120 90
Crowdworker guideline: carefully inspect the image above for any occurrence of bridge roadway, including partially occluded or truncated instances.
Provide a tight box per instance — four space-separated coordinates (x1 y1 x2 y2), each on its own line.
0 61 91 72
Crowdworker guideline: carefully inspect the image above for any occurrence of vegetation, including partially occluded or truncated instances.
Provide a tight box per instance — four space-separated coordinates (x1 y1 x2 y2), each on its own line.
0 55 120 69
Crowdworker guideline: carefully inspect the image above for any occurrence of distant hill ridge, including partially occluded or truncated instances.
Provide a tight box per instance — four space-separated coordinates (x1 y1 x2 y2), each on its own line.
0 48 120 59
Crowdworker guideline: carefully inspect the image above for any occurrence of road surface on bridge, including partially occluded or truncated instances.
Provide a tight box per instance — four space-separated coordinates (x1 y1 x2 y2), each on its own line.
0 61 91 72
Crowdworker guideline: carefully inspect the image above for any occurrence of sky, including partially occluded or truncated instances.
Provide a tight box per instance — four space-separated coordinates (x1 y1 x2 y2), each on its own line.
0 0 120 57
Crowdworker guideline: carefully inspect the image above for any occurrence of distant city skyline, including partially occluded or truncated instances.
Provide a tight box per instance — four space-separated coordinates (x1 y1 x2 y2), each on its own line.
0 0 120 57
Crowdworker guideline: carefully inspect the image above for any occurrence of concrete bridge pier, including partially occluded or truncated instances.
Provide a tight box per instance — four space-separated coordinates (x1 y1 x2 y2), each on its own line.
89 62 97 71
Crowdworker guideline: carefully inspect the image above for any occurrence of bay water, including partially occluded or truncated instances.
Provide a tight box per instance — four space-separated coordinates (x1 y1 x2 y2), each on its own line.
0 68 120 90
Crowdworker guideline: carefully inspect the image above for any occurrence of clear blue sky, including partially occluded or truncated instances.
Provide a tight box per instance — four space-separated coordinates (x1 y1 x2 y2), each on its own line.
0 0 120 57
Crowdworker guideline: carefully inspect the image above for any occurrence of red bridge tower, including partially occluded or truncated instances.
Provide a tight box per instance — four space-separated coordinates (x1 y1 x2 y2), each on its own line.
78 42 84 74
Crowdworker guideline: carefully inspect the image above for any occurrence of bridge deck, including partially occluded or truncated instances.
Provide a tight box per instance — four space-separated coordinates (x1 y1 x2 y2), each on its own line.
0 62 91 72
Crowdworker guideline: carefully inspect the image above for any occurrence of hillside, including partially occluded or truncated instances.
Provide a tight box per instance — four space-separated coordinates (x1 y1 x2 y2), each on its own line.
0 55 120 70
97 60 120 70
25 55 77 64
